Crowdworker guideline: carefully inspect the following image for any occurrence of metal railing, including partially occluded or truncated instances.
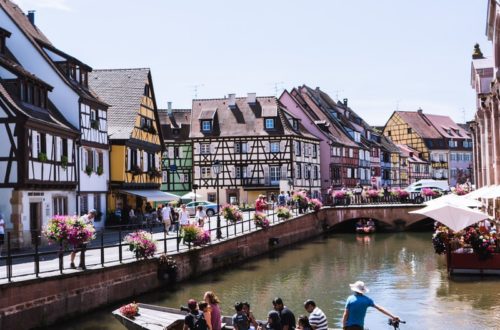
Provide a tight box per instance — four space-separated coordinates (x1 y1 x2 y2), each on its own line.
0 203 305 283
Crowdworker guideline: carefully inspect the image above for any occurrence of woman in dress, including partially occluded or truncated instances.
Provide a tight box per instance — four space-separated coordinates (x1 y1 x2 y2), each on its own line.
204 291 222 330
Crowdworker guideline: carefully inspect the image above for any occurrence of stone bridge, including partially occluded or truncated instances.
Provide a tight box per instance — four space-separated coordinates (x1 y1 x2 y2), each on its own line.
321 204 428 231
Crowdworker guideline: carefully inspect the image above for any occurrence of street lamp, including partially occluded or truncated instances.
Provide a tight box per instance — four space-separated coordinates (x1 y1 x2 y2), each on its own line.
212 160 222 239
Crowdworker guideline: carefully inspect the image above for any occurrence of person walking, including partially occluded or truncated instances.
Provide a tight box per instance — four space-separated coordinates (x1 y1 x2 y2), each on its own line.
69 209 96 270
303 300 327 330
162 203 173 233
278 191 286 207
183 299 208 330
255 195 268 213
178 204 190 229
0 213 5 256
342 281 399 330
204 291 222 330
272 297 296 330
195 205 208 227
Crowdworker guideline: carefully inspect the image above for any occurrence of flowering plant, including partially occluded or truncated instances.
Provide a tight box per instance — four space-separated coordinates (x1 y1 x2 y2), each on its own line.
334 190 352 199
292 191 308 203
451 185 469 196
367 189 382 198
308 198 323 212
158 254 177 271
391 188 409 199
43 215 95 246
463 226 497 259
275 206 291 219
193 229 211 246
421 188 441 197
221 204 243 222
253 212 270 229
182 225 211 246
432 225 451 254
124 231 157 259
120 302 139 318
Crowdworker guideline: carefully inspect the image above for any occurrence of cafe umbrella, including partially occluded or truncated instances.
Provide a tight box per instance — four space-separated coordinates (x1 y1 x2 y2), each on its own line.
409 202 489 232
424 194 482 208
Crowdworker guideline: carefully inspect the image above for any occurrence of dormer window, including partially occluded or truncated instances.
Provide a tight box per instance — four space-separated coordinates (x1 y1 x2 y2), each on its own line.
201 120 212 132
173 128 180 136
0 28 11 55
19 80 48 109
265 118 275 130
291 119 299 130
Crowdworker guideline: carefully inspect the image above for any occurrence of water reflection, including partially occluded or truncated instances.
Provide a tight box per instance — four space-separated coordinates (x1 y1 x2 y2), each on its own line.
52 233 500 330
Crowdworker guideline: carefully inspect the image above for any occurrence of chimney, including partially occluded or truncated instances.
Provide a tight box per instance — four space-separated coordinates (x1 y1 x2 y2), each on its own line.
27 10 35 26
409 152 414 158
247 92 256 104
228 93 236 108
417 107 423 115
472 43 484 59
167 102 172 115
343 98 348 106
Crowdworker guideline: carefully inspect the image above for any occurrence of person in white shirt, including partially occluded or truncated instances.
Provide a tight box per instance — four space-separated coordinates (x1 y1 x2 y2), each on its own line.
195 206 207 227
0 213 5 256
178 204 190 228
161 203 172 233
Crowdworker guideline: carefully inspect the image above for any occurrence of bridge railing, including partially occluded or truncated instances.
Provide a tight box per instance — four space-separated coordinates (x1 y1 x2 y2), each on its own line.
327 192 435 206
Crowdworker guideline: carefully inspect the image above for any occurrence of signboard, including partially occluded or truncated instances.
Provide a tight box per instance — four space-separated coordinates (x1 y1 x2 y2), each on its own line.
169 164 177 172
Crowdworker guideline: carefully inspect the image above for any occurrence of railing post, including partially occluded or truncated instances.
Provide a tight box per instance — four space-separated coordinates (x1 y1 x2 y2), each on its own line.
34 231 40 278
6 232 12 282
176 226 180 252
164 227 167 253
226 217 229 238
100 230 105 267
248 209 251 232
58 242 63 274
118 228 122 263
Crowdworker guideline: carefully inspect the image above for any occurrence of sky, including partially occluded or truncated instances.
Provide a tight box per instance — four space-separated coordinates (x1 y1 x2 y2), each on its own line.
14 0 492 126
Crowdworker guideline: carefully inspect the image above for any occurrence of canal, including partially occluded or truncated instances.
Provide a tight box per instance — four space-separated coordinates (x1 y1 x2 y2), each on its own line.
53 232 500 330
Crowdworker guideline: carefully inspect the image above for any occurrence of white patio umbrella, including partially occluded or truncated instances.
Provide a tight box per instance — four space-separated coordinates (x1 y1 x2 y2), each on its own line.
180 191 202 199
464 185 495 199
480 185 500 199
409 202 488 232
424 193 482 208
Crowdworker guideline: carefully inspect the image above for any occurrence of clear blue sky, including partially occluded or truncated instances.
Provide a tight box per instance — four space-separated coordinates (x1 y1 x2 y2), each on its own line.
15 0 491 126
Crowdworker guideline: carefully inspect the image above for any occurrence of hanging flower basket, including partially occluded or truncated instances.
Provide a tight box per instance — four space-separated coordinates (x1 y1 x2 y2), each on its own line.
43 215 96 247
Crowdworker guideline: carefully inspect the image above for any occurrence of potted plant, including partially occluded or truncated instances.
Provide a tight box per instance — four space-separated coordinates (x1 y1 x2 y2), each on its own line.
97 166 103 176
43 215 96 247
124 230 157 259
308 198 323 212
38 152 48 162
119 302 139 319
130 165 142 176
90 119 99 130
61 155 68 169
148 168 161 179
275 206 291 220
253 212 270 229
222 204 243 222
85 165 93 176
158 254 178 282
182 224 200 244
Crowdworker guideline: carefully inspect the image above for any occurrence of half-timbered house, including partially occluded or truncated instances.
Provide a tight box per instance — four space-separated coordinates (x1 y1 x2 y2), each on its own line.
396 144 431 184
190 94 321 205
0 27 79 247
89 68 168 216
159 104 193 196
0 1 110 227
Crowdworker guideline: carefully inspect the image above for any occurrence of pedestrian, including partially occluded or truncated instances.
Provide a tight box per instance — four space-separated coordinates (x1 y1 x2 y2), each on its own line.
342 281 399 330
204 291 222 330
178 204 190 229
255 195 268 213
195 205 208 227
270 192 276 205
278 191 286 206
0 212 5 256
264 310 282 330
69 209 96 270
199 302 213 330
242 302 259 330
296 315 312 330
162 203 172 233
272 297 296 330
303 300 327 330
232 302 250 330
183 299 208 330
285 192 292 206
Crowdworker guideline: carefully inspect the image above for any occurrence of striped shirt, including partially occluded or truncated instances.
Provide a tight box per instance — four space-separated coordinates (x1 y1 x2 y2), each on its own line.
308 307 328 330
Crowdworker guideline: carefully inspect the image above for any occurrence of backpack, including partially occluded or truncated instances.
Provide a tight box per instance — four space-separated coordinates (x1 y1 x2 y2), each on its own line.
193 311 208 330
233 313 250 330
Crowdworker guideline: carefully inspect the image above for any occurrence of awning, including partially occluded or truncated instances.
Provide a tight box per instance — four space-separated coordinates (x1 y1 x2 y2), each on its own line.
118 190 180 202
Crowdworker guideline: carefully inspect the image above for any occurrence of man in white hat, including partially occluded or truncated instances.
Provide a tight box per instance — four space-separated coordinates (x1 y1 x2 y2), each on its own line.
342 281 399 330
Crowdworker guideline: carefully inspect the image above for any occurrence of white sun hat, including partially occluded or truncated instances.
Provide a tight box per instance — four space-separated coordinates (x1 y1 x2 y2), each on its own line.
349 281 369 294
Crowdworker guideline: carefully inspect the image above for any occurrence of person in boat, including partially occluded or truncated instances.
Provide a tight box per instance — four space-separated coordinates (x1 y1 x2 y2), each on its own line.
242 302 259 330
263 310 282 330
199 302 212 330
342 281 399 330
232 302 250 330
204 291 222 330
183 299 209 330
296 315 312 330
364 219 375 233
272 297 296 330
303 300 327 330
355 220 365 233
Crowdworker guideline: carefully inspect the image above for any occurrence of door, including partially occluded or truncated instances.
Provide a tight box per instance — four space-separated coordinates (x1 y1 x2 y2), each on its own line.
29 202 42 245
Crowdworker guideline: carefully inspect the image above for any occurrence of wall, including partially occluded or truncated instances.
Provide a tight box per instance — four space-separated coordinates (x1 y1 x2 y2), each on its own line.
0 211 327 329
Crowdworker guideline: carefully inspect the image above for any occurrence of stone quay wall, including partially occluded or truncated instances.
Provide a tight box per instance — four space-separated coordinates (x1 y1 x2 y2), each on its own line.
0 211 327 329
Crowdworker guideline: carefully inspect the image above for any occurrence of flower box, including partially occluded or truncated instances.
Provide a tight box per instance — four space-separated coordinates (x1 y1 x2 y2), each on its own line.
449 252 500 274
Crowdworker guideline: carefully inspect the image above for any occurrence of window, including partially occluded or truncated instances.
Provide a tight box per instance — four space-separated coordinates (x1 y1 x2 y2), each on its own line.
98 151 104 171
349 148 354 158
265 118 275 130
86 149 93 169
144 84 150 97
407 128 412 134
270 142 280 153
347 168 352 178
130 149 138 169
313 166 319 180
173 128 180 136
80 194 88 215
304 165 310 179
94 194 101 221
174 147 180 158
40 133 46 154
201 167 211 178
450 153 456 161
62 139 68 157
312 144 317 158
457 153 463 161
295 141 301 156
201 144 211 154
270 166 280 182
207 193 216 203
387 130 391 136
292 119 299 130
235 142 248 153
449 140 457 148
236 166 248 179
296 164 302 179
53 196 68 215
439 154 446 162
148 153 155 170
201 120 212 132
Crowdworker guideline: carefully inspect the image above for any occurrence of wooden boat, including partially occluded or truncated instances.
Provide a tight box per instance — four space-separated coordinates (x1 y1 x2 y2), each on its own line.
112 304 234 330
447 249 500 275
356 225 375 234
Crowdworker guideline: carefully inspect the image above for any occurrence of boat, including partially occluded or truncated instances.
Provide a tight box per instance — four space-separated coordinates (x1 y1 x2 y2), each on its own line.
112 304 234 330
446 249 500 275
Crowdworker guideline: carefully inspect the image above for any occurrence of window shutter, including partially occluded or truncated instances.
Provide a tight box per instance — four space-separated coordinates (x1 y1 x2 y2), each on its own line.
210 144 216 155
31 131 38 158
263 166 269 183
68 139 73 162
154 153 159 169
194 166 201 180
178 147 183 159
281 165 287 180
93 149 98 170
127 148 131 170
168 147 174 159
81 148 86 170
142 150 147 171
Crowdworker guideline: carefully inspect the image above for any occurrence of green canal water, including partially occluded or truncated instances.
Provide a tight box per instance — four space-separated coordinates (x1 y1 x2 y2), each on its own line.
53 232 500 330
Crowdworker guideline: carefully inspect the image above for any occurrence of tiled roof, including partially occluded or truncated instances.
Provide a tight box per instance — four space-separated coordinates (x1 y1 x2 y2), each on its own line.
379 135 400 153
424 113 471 139
158 109 191 141
88 68 150 139
190 96 318 140
0 0 51 44
394 111 442 139
397 144 428 164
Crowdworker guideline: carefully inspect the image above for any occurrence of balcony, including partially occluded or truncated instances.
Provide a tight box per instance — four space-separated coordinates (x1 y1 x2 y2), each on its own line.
241 176 280 187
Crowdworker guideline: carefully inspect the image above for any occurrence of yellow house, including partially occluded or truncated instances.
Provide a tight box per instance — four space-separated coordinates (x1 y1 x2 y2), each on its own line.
89 68 172 220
